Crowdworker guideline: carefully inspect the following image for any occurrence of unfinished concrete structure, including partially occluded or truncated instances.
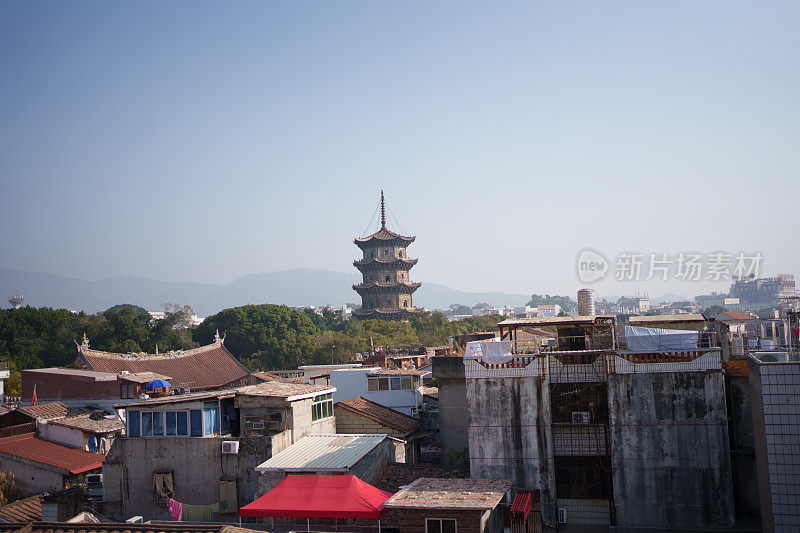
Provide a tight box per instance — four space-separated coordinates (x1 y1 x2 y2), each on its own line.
463 315 735 529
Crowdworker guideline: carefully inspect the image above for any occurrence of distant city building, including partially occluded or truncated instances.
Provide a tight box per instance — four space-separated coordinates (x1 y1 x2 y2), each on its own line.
696 293 741 310
353 191 421 320
729 274 797 309
537 304 561 317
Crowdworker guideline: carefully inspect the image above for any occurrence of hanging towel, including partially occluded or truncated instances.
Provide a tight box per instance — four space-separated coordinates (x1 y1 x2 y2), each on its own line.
181 502 221 522
168 499 182 521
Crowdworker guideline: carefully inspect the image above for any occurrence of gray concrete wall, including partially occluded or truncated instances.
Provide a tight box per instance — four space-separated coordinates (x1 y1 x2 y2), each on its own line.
103 435 272 520
349 439 397 486
0 455 64 495
466 376 555 526
726 375 761 519
433 357 469 460
608 371 735 528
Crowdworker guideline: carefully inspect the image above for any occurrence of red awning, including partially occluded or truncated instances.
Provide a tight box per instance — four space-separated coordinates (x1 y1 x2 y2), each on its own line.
239 475 393 519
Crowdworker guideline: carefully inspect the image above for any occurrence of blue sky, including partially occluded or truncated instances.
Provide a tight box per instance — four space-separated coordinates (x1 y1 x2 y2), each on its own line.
1 1 798 297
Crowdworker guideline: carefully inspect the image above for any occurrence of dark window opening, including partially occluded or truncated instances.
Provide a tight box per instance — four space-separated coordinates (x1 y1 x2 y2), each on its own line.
555 456 611 499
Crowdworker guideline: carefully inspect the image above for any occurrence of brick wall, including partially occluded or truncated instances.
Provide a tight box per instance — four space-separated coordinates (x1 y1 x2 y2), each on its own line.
334 406 402 437
392 508 488 533
21 371 120 402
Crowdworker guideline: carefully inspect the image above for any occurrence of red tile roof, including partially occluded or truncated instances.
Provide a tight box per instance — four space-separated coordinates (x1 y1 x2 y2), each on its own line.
717 311 757 322
0 494 43 522
76 342 250 391
0 433 103 474
335 396 421 435
383 478 512 510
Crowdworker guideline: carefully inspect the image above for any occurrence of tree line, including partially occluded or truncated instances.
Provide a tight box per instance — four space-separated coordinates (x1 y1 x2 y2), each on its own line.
0 304 503 394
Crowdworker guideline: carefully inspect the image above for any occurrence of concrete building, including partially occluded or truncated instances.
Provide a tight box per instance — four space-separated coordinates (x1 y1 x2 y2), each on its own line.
254 433 401 494
38 414 124 453
749 355 800 532
328 367 428 415
0 362 9 404
445 315 735 529
103 380 336 521
537 305 561 317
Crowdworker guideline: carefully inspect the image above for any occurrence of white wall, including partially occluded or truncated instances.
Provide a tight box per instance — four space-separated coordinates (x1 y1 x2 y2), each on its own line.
330 368 421 415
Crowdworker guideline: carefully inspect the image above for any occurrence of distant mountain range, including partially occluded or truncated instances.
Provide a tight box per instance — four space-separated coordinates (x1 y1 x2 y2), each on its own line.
0 268 532 316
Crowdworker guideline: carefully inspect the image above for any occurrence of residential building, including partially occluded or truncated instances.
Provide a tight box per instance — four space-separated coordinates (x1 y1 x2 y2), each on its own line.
0 433 104 494
383 478 512 533
352 191 422 320
38 414 124 453
254 434 401 494
537 305 561 317
328 367 429 415
436 315 737 529
334 396 426 462
21 368 172 410
0 361 9 404
103 380 336 521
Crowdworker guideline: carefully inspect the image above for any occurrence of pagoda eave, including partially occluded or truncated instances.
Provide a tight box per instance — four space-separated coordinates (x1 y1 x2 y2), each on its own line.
352 308 423 320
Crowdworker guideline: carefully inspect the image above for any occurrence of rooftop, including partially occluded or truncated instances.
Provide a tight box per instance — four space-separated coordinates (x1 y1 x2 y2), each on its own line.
367 369 430 376
21 368 118 380
17 402 70 421
235 381 334 400
49 414 125 434
383 477 512 510
0 494 43 522
255 434 390 473
377 463 470 493
335 396 421 434
118 371 173 384
76 341 249 391
0 433 103 474
116 389 236 408
716 311 757 322
421 386 438 400
628 313 708 324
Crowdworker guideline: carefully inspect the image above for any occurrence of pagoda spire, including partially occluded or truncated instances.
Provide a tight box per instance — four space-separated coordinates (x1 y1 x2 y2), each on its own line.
380 190 386 229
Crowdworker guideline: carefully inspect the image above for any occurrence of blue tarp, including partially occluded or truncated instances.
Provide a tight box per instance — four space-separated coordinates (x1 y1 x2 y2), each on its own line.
624 326 698 351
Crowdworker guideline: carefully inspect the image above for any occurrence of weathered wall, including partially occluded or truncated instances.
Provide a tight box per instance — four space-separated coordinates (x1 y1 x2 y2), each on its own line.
749 359 800 533
433 357 469 460
0 455 64 495
333 406 416 461
103 435 272 520
392 508 492 533
349 439 398 486
608 371 735 528
726 375 761 519
467 376 555 526
38 423 87 450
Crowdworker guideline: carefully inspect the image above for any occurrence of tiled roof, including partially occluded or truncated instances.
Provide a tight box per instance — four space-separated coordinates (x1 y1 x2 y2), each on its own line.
17 402 69 421
335 396 420 434
377 463 470 493
255 434 389 472
354 227 415 244
0 523 264 533
0 406 10 416
716 311 756 322
0 494 43 522
0 434 103 474
383 477 512 510
50 414 125 434
76 342 250 390
22 368 119 380
118 371 173 384
235 381 333 399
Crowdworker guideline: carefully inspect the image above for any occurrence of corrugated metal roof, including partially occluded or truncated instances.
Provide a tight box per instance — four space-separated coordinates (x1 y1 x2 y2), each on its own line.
255 434 388 472
498 315 615 327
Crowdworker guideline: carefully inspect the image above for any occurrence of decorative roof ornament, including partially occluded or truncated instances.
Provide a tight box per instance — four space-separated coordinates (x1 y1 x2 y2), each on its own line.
214 329 222 344
380 189 386 229
81 333 89 349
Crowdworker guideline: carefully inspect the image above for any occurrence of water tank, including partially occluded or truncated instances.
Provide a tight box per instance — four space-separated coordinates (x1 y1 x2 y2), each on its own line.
577 288 596 316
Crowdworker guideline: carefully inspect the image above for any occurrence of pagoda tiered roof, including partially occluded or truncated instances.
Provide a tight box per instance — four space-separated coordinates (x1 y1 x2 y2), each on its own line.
353 257 418 270
354 227 415 249
353 281 422 294
352 307 423 320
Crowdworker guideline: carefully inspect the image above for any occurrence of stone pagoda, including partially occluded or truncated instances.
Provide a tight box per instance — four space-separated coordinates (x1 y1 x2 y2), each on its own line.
353 191 421 320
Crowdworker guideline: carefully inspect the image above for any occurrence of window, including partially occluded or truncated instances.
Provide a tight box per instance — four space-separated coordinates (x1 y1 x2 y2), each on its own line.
385 275 390 282
403 300 408 308
368 377 379 391
401 376 412 390
142 412 153 437
166 412 177 436
426 518 456 533
379 377 390 390
153 412 164 436
176 411 188 435
190 410 203 437
203 402 220 436
399 250 404 258
121 383 138 399
312 393 333 421
128 411 140 437
555 456 611 498
390 377 403 390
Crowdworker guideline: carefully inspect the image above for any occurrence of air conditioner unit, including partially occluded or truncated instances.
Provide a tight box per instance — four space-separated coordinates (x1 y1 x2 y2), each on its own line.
571 411 591 424
222 441 239 454
558 507 567 524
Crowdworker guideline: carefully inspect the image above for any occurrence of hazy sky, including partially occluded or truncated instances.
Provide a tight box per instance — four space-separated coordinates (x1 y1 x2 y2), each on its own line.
1 1 798 298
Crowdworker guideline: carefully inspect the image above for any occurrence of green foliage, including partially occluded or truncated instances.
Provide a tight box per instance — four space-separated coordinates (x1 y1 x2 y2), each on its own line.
447 304 472 316
703 305 728 317
446 447 470 468
105 304 149 317
195 304 319 371
527 294 577 312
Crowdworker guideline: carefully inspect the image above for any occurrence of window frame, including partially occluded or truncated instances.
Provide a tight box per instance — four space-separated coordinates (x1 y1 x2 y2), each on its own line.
311 393 333 422
425 518 457 533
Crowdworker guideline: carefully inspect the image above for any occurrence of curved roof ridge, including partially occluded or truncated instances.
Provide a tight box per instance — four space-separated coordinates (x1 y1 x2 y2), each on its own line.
77 340 223 360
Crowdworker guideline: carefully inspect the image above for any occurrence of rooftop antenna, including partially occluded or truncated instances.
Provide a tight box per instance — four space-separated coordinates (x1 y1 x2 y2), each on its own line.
380 190 386 229
8 294 23 310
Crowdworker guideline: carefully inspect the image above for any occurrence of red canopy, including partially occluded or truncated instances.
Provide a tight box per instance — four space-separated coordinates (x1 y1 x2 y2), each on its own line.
239 475 393 519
